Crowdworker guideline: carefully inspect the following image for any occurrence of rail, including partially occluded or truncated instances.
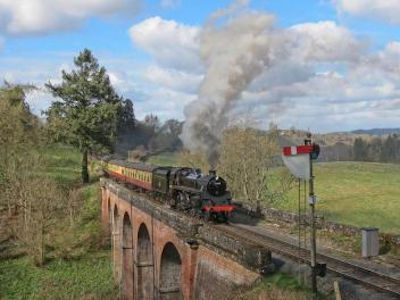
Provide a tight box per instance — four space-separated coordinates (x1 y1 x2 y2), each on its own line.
214 223 400 298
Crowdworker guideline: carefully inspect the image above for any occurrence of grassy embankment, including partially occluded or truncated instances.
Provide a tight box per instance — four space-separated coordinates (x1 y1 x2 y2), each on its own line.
146 151 179 166
147 153 400 234
280 161 400 234
0 144 117 300
233 273 317 300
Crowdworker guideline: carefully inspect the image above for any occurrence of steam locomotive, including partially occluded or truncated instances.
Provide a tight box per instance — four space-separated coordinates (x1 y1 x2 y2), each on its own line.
103 159 234 222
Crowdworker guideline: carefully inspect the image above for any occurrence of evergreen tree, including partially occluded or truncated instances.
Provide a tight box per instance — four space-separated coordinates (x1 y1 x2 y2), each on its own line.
119 98 135 131
353 137 368 161
368 137 382 162
381 134 397 163
45 49 123 182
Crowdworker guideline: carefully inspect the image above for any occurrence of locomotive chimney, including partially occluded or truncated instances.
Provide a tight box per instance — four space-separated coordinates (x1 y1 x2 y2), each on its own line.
209 170 216 176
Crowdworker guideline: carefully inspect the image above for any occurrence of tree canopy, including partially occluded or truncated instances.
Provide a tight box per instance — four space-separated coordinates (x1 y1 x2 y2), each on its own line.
0 82 40 147
45 49 125 182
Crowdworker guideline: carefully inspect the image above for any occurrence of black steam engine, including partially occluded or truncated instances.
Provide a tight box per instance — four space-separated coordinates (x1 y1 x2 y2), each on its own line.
103 159 234 222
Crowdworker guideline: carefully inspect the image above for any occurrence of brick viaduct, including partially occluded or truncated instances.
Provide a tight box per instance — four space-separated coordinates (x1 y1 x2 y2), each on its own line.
100 177 271 300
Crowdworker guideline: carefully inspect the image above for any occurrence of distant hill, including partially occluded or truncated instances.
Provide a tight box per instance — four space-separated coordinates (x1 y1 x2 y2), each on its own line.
350 128 400 136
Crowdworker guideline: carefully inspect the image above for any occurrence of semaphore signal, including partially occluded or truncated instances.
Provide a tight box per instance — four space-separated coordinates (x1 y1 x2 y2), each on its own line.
281 134 323 299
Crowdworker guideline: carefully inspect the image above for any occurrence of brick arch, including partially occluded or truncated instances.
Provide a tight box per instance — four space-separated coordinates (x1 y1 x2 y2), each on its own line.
113 204 119 233
122 213 134 300
159 242 183 300
136 223 154 299
113 204 122 283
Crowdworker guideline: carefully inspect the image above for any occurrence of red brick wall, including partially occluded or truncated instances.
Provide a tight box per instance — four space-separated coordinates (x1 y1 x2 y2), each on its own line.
193 246 259 299
101 186 259 300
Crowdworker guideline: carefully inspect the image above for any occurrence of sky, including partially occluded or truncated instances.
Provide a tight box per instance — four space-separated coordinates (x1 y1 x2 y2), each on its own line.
0 0 400 133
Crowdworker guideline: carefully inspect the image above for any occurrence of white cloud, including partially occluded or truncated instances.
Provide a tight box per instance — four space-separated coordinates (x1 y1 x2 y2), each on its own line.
289 21 364 62
25 88 54 115
333 0 400 24
0 0 141 35
144 65 202 94
129 17 202 72
135 87 196 120
376 42 400 75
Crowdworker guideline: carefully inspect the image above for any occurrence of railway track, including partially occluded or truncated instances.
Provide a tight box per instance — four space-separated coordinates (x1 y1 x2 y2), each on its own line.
215 223 400 298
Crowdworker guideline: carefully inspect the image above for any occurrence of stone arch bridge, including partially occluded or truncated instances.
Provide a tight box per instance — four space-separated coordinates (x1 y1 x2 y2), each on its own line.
100 177 271 300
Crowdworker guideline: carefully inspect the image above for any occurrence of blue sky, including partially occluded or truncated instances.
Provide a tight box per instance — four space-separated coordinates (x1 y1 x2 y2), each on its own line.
1 0 400 133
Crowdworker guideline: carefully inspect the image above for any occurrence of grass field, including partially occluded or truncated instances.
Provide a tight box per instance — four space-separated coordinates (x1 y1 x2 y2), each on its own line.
146 151 179 166
39 144 82 186
0 252 116 299
279 162 400 234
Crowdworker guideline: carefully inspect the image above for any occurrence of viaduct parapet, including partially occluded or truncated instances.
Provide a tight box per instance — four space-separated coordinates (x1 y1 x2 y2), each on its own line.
100 177 270 300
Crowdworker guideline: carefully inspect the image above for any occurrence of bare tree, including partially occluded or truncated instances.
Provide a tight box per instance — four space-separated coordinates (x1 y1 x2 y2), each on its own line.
219 125 293 210
1 151 68 266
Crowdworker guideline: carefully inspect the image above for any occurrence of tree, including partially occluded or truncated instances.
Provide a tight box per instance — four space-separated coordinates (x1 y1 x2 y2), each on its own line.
353 137 368 161
0 83 40 147
368 137 382 162
149 119 183 152
381 134 397 163
119 98 135 131
144 114 160 132
46 49 123 182
219 126 293 210
0 83 42 215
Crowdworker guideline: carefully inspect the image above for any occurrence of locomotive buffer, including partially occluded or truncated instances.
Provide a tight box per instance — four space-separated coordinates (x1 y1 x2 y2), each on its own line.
282 134 323 299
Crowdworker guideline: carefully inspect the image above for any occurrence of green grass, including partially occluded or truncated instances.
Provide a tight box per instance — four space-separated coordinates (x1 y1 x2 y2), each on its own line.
80 183 101 222
237 273 314 300
146 151 179 166
39 144 82 186
278 161 400 234
0 252 116 299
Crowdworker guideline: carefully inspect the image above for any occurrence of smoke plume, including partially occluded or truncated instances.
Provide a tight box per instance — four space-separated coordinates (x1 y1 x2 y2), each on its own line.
181 7 288 166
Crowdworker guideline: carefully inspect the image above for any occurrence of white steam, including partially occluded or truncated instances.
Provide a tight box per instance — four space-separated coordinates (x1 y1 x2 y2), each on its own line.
180 11 288 165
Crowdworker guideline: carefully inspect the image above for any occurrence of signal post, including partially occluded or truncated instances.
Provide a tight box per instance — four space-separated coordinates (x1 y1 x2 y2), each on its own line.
282 134 321 299
305 134 318 298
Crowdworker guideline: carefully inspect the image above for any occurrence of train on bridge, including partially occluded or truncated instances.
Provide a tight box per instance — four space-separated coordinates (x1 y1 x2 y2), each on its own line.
102 159 235 222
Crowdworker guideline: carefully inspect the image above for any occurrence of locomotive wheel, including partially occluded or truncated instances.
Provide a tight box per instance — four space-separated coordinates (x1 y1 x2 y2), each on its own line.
204 211 211 222
168 195 177 208
176 192 184 210
220 212 229 223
